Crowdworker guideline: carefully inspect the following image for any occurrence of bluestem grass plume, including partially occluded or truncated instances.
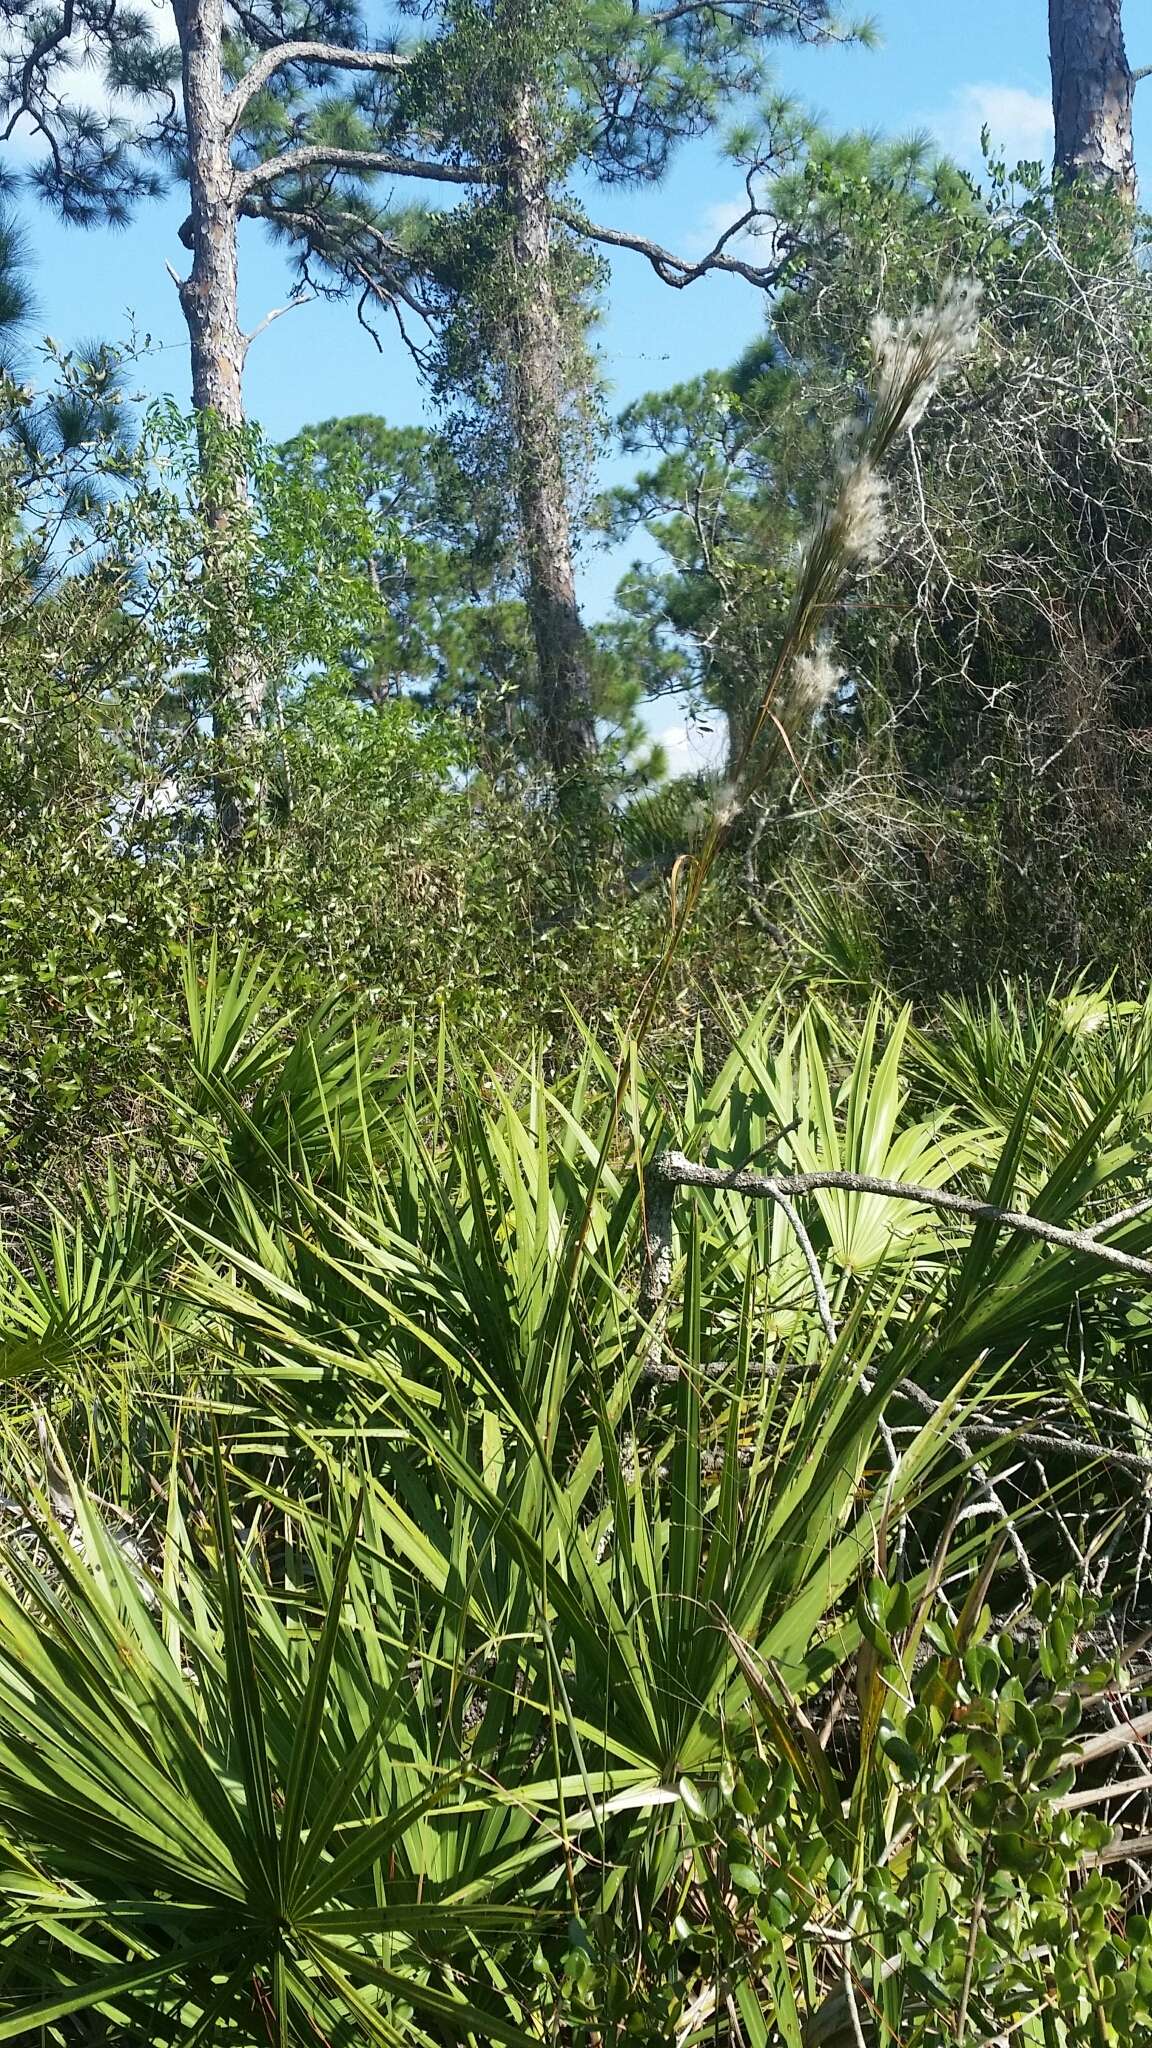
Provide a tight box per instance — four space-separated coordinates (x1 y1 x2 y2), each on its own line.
869 277 983 437
791 638 841 719
826 463 888 569
683 777 744 834
585 276 986 1258
639 277 982 944
735 274 983 789
709 780 743 829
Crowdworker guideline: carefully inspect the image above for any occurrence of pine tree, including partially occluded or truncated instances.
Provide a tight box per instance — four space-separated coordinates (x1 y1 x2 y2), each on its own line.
0 0 471 795
0 210 34 370
253 0 864 790
278 410 531 718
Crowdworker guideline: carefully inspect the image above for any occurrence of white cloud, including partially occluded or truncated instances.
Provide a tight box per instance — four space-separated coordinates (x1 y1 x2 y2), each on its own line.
684 195 772 260
647 702 727 775
931 82 1052 175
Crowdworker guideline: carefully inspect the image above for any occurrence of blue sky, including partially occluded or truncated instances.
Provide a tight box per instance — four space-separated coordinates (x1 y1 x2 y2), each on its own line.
22 2 1060 437
13 0 1076 766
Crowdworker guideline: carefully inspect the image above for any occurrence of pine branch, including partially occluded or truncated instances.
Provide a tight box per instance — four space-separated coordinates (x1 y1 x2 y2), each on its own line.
243 195 438 327
232 145 485 202
1 0 75 141
556 205 792 291
640 0 840 27
225 41 410 135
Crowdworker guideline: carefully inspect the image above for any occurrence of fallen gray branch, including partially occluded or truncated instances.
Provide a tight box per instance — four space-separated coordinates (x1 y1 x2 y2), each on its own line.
638 1152 1152 1487
1086 1192 1152 1239
772 1184 838 1345
1057 1769 1152 1810
1067 1707 1152 1769
650 1151 1152 1283
1085 1831 1152 1866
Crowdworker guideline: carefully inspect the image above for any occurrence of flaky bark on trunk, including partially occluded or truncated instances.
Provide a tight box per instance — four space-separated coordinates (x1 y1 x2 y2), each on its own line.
174 0 245 428
172 0 263 841
501 80 596 786
1049 0 1137 201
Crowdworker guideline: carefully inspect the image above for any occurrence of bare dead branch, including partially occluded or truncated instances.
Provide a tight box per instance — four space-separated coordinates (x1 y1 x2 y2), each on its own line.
1057 1770 1152 1810
1066 1708 1152 1770
242 291 314 348
1085 1832 1152 1866
637 1151 1152 1489
556 206 792 292
650 1149 1152 1282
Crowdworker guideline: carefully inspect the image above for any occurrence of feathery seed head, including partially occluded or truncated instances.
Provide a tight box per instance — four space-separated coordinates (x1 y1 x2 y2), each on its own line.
869 275 982 435
828 460 889 567
710 779 743 829
791 639 841 718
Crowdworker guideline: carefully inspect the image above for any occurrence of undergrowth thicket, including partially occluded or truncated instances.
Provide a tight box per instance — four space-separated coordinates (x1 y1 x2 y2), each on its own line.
3 948 1152 2042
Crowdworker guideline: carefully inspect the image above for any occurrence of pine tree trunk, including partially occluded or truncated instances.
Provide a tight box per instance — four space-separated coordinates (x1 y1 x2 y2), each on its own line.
172 0 246 430
1049 0 1136 200
172 0 262 833
502 80 597 787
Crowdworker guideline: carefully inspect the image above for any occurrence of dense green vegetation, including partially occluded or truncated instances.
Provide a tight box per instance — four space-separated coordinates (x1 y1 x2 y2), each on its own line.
4 0 1152 2038
7 958 1152 2042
